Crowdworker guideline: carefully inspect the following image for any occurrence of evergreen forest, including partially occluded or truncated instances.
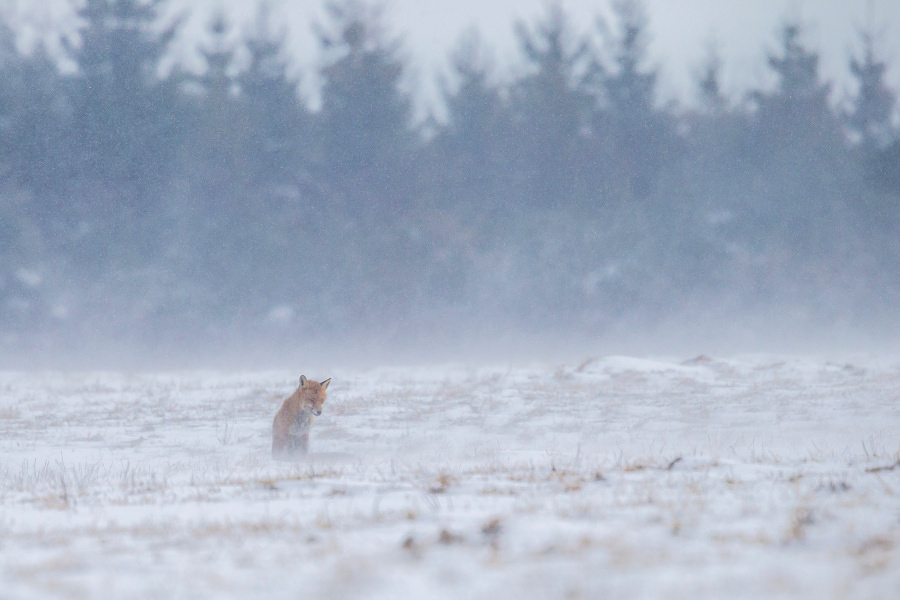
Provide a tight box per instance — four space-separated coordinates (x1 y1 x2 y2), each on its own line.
2 0 900 364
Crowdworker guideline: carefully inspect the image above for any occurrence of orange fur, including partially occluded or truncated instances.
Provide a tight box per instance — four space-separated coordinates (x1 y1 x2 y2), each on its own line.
272 375 331 460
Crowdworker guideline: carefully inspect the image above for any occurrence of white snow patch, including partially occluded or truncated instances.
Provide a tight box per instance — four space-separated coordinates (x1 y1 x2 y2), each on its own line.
0 355 898 599
14 268 42 288
265 304 295 324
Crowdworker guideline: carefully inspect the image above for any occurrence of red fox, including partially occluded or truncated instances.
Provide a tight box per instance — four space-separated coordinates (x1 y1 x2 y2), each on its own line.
272 375 331 460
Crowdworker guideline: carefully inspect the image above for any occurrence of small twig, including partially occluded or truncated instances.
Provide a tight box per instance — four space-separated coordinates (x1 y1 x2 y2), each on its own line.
575 357 596 373
866 460 900 474
59 473 69 508
665 457 683 471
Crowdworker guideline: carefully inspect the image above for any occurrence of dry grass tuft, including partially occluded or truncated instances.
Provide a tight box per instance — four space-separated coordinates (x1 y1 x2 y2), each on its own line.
785 506 815 543
481 517 503 538
866 460 900 473
0 405 21 419
438 529 464 545
429 470 458 494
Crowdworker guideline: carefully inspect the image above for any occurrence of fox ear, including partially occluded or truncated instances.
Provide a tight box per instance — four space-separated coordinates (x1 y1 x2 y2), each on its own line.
320 378 331 390
299 375 308 387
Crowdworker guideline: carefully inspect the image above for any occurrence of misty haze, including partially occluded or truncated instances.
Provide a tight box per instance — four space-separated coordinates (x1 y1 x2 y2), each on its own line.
1 0 898 366
1 1 899 598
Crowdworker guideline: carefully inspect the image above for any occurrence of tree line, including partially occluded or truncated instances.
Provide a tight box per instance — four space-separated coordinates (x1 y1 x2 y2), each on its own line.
2 0 899 360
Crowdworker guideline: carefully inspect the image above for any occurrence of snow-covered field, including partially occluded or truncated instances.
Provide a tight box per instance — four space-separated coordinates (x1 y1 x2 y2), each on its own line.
1 355 898 599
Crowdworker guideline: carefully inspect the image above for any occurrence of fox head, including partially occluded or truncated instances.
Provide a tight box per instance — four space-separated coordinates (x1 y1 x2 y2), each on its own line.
298 375 331 416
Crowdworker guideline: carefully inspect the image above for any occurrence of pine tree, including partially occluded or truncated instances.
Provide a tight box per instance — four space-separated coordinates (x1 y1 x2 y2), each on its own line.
316 0 414 214
235 7 318 318
238 9 311 191
595 0 672 200
751 22 839 149
0 22 70 197
845 29 899 196
429 28 510 216
169 10 268 323
847 31 895 150
844 31 900 199
745 20 851 253
310 1 422 331
67 0 183 208
509 2 594 208
0 22 70 333
189 12 250 208
441 30 505 172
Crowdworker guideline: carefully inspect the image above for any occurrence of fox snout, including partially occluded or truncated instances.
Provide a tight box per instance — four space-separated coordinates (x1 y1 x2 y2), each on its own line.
314 410 322 416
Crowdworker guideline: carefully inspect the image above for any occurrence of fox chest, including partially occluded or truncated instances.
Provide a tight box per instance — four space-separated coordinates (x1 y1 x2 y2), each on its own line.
289 410 314 436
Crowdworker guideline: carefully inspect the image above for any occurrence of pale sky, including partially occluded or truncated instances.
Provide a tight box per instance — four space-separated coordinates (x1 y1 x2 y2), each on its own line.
7 0 900 117
375 0 900 114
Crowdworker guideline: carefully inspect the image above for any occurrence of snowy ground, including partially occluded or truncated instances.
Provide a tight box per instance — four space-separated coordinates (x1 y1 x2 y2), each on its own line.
1 354 898 599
